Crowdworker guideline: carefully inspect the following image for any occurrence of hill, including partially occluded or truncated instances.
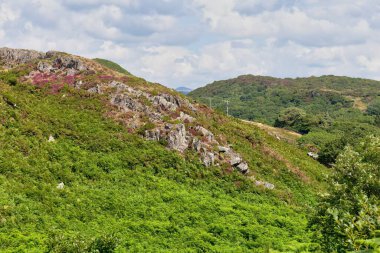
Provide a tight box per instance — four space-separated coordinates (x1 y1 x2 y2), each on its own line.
93 58 131 75
189 75 380 165
0 48 329 252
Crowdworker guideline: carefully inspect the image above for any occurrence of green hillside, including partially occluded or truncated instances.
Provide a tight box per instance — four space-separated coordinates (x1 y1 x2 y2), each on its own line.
189 75 380 165
0 49 333 252
93 58 131 75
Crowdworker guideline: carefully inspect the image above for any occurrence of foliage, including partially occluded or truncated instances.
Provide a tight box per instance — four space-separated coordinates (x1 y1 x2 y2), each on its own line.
0 73 329 252
274 107 314 134
310 136 380 252
367 98 380 116
189 75 380 164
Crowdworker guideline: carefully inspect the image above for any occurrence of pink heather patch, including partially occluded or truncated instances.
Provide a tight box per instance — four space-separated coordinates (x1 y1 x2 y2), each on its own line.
64 75 76 85
30 72 80 94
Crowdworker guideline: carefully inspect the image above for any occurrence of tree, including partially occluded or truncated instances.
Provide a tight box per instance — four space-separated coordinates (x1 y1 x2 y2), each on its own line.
274 107 314 134
310 136 380 252
367 98 380 116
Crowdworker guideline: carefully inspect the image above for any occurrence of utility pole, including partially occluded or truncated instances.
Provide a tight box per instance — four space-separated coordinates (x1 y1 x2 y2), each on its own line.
208 98 212 108
225 100 230 116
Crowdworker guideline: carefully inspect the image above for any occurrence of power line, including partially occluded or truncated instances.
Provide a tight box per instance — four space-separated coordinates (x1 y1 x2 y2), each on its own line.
224 100 230 116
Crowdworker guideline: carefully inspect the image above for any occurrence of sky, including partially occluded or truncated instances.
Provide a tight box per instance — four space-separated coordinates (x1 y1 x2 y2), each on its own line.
1 0 380 89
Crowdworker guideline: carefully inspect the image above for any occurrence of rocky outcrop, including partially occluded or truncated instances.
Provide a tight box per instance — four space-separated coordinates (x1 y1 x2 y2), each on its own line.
111 94 145 112
152 94 180 111
18 52 254 180
202 152 215 167
236 162 249 174
0 47 45 67
145 129 161 141
52 56 88 72
195 126 214 142
178 112 195 123
167 124 189 152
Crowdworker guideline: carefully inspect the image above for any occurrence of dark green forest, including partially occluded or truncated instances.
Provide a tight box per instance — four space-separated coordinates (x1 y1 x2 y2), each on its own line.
189 75 380 166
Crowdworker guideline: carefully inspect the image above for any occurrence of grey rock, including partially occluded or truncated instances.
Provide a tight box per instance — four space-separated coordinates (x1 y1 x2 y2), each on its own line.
88 85 102 94
152 94 181 111
192 138 202 152
254 180 275 190
218 146 230 153
264 182 275 190
178 111 195 122
145 129 161 141
74 80 83 89
167 124 188 152
307 152 319 159
37 61 53 72
57 182 64 189
202 152 215 167
229 153 242 166
111 94 144 112
0 47 44 67
109 81 128 92
195 126 214 142
236 162 249 174
53 56 88 72
48 135 55 142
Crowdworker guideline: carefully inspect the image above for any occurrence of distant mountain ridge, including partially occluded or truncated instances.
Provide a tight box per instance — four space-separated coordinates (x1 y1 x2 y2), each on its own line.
175 86 192 94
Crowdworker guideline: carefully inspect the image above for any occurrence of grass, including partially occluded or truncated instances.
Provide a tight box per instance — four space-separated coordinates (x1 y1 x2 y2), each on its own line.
0 67 328 252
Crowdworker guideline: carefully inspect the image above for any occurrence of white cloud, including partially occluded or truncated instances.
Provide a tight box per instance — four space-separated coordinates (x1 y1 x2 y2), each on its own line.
0 0 380 88
0 3 19 24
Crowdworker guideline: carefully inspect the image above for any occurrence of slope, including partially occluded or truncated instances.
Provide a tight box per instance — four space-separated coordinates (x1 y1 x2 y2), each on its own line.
0 48 328 252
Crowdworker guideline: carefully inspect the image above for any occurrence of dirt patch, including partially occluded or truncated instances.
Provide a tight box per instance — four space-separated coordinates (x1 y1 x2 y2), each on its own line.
242 120 301 144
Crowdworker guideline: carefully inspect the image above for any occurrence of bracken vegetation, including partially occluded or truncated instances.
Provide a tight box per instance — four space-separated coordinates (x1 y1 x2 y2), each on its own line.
0 57 331 252
0 52 378 252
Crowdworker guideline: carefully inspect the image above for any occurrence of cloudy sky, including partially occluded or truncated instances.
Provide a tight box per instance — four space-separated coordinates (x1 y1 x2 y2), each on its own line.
1 0 380 88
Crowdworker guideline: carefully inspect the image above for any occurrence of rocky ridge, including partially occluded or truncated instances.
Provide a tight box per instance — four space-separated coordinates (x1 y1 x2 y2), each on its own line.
0 47 277 188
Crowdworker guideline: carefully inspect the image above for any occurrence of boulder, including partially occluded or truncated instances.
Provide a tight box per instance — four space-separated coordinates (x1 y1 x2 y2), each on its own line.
192 138 202 152
229 153 242 166
178 111 195 122
218 146 230 153
254 180 275 190
48 135 55 142
152 94 180 111
57 182 64 189
202 152 215 167
37 61 53 73
111 94 144 112
167 124 188 152
88 85 102 94
307 152 319 159
145 129 161 141
195 126 214 142
236 162 249 174
264 182 275 190
53 56 88 72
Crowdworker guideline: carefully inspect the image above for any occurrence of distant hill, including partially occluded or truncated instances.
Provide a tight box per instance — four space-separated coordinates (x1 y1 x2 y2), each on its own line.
175 86 192 94
189 75 380 165
93 58 131 75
